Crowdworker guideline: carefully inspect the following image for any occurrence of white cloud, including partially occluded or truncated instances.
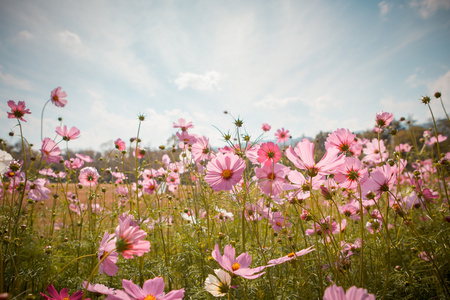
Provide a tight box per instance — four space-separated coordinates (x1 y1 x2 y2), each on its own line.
254 95 301 109
379 1 391 17
57 30 90 58
14 30 33 41
174 71 223 92
409 0 450 18
0 66 31 90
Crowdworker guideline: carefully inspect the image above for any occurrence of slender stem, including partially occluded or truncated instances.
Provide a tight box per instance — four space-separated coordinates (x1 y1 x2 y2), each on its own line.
40 99 51 141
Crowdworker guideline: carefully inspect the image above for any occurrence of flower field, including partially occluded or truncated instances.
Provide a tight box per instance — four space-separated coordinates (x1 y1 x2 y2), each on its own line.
1 88 449 299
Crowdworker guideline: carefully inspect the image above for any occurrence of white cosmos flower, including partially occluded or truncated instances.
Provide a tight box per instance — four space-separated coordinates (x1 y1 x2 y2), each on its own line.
0 150 13 177
205 269 231 297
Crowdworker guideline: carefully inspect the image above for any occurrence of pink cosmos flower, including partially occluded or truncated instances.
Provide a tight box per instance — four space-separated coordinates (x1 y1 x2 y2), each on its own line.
418 251 433 262
50 87 68 107
40 284 84 300
255 163 289 196
212 244 265 279
191 136 213 162
323 284 375 300
362 138 389 164
79 167 100 186
205 153 246 191
262 123 271 132
268 211 293 233
82 282 115 295
361 164 397 200
286 138 344 177
334 157 368 190
7 100 31 122
173 118 194 131
394 143 412 153
275 128 291 143
64 158 84 169
305 216 347 240
41 138 63 163
133 147 146 159
115 215 150 259
366 219 382 234
375 111 394 128
325 128 359 156
106 277 184 300
426 134 448 145
115 138 126 151
28 178 50 201
98 232 119 276
76 153 93 163
143 179 158 194
176 131 197 149
257 142 281 166
267 246 315 266
56 125 80 141
39 168 57 178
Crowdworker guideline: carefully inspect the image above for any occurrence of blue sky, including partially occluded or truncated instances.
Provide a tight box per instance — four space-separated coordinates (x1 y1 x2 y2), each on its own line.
1 0 449 152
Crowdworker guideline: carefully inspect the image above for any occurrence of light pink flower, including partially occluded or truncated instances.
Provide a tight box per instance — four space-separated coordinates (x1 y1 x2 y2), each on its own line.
257 142 281 166
394 143 412 153
76 153 93 162
267 246 315 266
212 244 265 279
361 164 397 200
28 178 50 201
275 128 291 143
7 100 31 122
305 216 347 238
98 232 119 276
255 163 289 196
324 128 359 156
115 138 126 151
106 277 184 300
56 125 80 141
426 134 448 145
64 158 84 169
362 138 389 164
286 138 344 177
418 251 434 261
40 284 83 300
205 153 246 191
173 118 194 131
262 123 271 132
41 138 62 163
133 147 146 159
79 167 100 186
375 111 394 128
191 136 213 162
50 87 68 107
334 157 368 190
82 282 115 295
115 216 150 259
323 284 375 300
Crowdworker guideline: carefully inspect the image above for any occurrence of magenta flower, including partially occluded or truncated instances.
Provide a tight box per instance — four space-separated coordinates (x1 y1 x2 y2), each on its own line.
115 215 150 259
98 232 119 276
267 246 315 266
323 284 375 300
375 111 394 128
173 118 194 131
79 167 100 186
261 123 271 132
40 284 84 300
205 153 246 191
50 87 68 107
257 142 281 166
212 244 265 279
41 138 63 163
275 128 291 143
7 100 31 122
106 278 184 300
286 138 344 177
115 138 126 151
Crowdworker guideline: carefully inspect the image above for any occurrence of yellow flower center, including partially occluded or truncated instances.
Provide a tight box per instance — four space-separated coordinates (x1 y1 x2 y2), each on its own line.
232 262 240 271
287 252 295 258
222 169 232 179
276 221 282 227
62 298 69 300
144 295 156 300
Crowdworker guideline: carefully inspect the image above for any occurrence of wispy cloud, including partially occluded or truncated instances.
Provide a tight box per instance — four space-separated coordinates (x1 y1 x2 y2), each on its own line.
254 95 301 109
14 30 34 41
57 30 90 58
0 66 31 90
379 1 391 17
174 71 223 92
409 0 450 18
